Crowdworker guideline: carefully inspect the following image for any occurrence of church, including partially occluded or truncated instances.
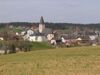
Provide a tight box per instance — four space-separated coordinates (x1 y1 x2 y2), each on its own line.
24 16 53 42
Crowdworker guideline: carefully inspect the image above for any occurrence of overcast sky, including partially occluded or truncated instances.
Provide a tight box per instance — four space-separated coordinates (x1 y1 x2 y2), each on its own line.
0 0 100 23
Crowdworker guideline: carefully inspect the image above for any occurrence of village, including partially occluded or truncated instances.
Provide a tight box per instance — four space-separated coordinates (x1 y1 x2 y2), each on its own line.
1 0 100 75
0 16 100 54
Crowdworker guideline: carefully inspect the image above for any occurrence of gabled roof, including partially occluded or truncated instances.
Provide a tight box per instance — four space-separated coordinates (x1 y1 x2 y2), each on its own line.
30 32 45 36
42 28 53 34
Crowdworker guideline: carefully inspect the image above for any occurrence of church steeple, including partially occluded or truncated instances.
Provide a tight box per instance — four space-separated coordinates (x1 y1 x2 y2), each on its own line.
39 16 45 33
40 16 44 24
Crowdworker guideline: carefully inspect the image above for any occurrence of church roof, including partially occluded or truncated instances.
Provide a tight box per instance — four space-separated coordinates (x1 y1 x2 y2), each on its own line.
40 16 44 24
30 31 45 36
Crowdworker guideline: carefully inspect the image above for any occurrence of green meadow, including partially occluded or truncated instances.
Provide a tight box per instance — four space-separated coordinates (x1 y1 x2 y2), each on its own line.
0 46 100 75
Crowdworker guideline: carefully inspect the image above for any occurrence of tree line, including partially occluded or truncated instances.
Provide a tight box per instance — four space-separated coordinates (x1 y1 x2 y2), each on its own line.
0 22 100 30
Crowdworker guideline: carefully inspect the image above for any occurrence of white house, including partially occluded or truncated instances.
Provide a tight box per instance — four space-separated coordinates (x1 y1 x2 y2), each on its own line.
61 37 66 43
89 35 97 46
29 34 47 42
89 35 96 41
27 29 34 36
29 36 36 41
47 34 54 41
37 36 46 42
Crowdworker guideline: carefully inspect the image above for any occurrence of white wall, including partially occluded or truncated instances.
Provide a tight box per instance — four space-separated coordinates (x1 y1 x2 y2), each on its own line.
39 24 45 33
29 36 47 42
29 36 37 42
27 30 34 35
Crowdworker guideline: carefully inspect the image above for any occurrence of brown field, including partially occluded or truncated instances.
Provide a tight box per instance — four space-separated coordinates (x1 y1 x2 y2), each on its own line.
0 46 100 75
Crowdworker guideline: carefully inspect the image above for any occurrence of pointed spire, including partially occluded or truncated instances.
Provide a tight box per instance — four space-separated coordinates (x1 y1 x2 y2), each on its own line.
40 16 44 24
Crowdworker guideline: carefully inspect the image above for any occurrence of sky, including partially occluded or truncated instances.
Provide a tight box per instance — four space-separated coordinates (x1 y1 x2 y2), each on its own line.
0 0 100 23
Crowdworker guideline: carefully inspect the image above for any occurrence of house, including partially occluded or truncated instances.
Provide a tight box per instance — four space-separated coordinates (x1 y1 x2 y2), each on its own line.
29 33 47 42
27 29 34 36
47 34 54 41
22 29 34 40
88 33 98 46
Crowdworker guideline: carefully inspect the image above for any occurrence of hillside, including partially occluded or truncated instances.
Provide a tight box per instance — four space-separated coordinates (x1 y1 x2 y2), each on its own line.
0 46 100 75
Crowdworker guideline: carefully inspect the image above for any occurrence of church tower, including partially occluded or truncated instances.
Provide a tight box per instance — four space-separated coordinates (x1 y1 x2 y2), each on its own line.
39 16 45 33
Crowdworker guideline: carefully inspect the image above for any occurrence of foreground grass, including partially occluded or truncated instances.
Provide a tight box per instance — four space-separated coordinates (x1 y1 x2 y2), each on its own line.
31 42 53 50
0 46 100 75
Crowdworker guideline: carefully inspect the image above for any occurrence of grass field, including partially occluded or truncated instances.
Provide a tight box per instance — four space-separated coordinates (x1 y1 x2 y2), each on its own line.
0 46 100 75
